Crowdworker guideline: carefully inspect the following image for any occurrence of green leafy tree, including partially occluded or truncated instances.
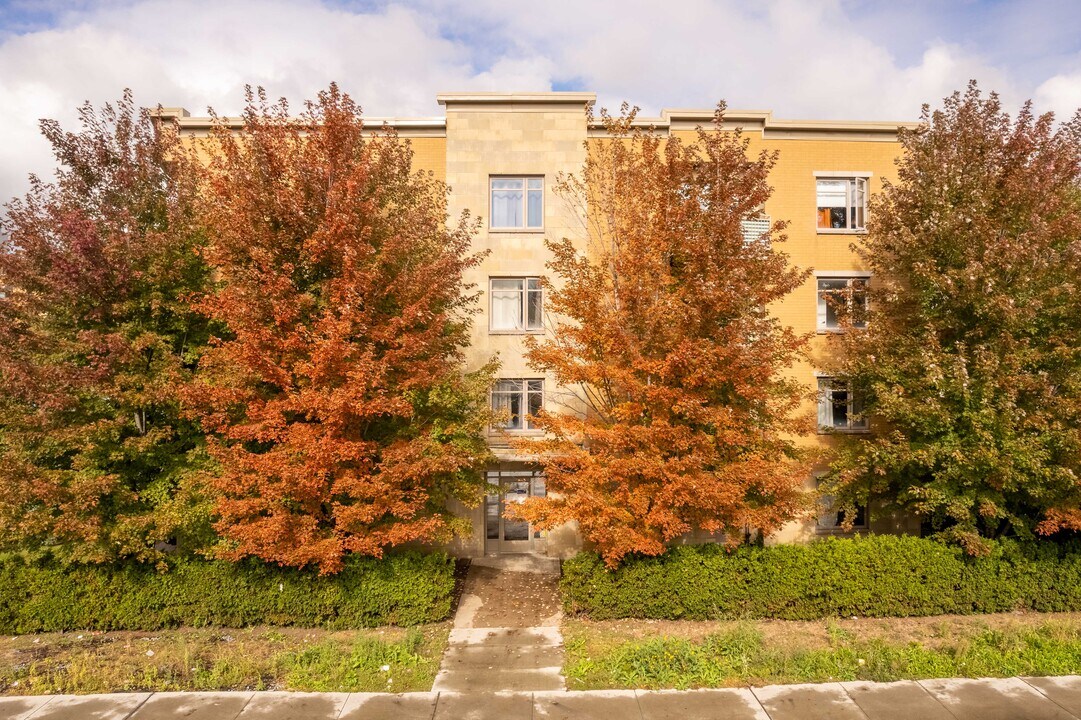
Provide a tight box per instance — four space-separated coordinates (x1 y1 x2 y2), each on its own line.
823 83 1081 552
0 92 216 563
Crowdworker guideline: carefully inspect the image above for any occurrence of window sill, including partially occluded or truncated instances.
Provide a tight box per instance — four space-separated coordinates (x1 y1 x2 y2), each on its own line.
489 227 545 234
815 526 868 535
816 228 867 235
489 329 545 336
816 328 866 335
817 428 871 435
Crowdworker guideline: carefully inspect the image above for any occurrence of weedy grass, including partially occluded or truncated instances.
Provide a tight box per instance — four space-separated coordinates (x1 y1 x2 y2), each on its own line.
0 624 448 695
563 614 1081 690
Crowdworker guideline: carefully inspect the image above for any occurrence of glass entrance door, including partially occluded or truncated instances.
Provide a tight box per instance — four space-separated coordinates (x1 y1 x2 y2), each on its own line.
485 467 546 554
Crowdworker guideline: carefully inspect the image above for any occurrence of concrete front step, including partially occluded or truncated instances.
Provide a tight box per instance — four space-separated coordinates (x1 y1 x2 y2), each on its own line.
442 644 565 671
432 667 565 693
448 626 563 646
435 624 567 692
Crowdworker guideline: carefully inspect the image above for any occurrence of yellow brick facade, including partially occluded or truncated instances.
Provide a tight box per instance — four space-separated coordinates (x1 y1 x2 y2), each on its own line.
166 93 918 558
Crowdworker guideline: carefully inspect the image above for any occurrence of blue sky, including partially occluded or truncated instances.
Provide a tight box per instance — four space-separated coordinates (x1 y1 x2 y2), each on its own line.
0 0 1079 200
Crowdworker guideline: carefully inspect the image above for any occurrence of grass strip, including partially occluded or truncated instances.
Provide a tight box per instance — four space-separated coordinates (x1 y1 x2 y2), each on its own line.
564 615 1081 689
0 624 448 695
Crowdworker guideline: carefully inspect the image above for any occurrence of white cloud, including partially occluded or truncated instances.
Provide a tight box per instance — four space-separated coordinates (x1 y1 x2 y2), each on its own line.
1036 70 1081 121
0 0 1077 204
0 0 496 202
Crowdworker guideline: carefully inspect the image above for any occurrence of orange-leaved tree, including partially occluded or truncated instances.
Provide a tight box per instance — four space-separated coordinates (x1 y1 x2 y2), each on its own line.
515 104 813 566
186 85 493 573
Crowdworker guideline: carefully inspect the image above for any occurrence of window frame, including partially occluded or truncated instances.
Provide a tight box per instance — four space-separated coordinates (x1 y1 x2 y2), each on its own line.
489 276 544 334
816 376 869 434
490 378 544 432
816 273 870 332
814 474 868 534
489 175 544 231
814 172 870 234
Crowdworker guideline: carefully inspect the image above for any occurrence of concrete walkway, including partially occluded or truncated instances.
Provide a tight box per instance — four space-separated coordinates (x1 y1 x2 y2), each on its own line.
3 677 1081 719
432 554 564 693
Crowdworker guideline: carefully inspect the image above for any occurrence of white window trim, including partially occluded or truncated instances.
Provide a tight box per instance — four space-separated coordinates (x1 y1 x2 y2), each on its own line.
816 275 870 333
813 171 873 178
490 378 545 434
815 173 870 234
488 276 544 335
816 376 869 434
814 473 869 534
489 175 544 232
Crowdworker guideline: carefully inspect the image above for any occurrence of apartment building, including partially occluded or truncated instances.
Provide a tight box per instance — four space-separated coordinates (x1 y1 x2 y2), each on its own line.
163 92 919 559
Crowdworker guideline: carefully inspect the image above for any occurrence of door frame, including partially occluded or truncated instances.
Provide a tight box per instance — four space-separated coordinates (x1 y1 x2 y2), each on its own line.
484 465 546 555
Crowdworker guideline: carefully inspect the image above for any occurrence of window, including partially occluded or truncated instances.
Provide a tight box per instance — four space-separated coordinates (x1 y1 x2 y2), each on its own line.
490 277 543 332
815 476 868 532
817 276 868 330
491 177 543 229
817 377 867 432
816 177 867 231
740 215 771 246
491 379 543 431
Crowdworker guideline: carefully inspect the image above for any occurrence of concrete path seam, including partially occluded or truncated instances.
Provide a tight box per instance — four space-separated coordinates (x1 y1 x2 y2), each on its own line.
915 681 964 720
904 681 964 720
914 679 963 720
428 691 439 720
21 695 56 720
1018 677 1081 720
835 685 877 720
332 692 349 720
231 692 256 720
121 693 152 720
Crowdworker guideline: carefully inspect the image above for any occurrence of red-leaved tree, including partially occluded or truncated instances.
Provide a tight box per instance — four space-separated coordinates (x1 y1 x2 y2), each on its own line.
515 105 813 566
187 85 493 573
0 92 214 563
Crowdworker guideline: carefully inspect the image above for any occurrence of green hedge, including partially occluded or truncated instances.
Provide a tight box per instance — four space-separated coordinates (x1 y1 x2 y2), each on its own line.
0 551 455 634
561 535 1081 620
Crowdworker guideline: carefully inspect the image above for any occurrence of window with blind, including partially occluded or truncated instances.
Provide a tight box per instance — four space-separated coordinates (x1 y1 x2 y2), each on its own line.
816 177 867 231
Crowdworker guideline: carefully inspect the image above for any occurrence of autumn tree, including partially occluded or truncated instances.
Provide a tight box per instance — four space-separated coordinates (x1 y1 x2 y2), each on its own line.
0 92 214 563
514 104 813 566
822 83 1081 552
187 85 492 573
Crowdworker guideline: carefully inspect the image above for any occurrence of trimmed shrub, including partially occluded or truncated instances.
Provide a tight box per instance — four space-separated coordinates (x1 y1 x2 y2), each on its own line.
561 535 1081 620
0 551 454 633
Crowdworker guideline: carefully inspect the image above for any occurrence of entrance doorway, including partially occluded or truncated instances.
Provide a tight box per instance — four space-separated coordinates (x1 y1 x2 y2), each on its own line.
485 466 546 554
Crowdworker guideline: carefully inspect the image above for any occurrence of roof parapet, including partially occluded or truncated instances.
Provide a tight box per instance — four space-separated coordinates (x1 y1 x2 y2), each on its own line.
587 108 916 140
437 92 596 112
153 93 916 141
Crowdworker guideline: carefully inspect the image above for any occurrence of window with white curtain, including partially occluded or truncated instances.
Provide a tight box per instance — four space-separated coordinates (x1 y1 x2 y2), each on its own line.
815 475 868 532
491 177 543 229
816 177 867 231
817 377 868 432
490 277 543 332
491 379 544 431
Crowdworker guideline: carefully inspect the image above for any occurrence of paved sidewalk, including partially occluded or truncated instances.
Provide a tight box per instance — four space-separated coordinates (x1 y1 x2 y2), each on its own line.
2 676 1081 719
432 554 564 693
